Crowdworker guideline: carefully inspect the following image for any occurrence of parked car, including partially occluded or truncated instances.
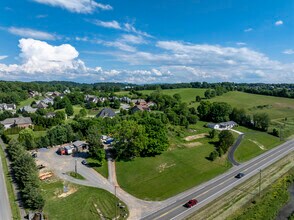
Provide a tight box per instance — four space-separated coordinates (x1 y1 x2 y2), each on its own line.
81 160 88 165
184 199 198 208
104 138 114 145
235 173 245 179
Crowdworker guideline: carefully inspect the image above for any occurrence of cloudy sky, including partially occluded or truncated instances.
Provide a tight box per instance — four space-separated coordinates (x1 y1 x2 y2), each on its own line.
0 0 294 84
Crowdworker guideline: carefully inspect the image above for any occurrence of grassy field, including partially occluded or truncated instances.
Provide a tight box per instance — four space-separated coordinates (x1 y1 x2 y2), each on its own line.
86 158 108 179
0 147 21 220
41 179 128 220
116 122 231 200
234 126 281 163
8 130 47 141
116 88 207 104
17 97 40 109
118 89 294 121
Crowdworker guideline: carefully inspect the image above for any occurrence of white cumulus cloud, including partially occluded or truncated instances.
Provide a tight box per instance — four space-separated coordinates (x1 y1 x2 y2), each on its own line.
93 20 121 29
244 28 253 32
8 27 57 40
283 49 294 55
275 20 283 26
32 0 112 13
0 56 8 60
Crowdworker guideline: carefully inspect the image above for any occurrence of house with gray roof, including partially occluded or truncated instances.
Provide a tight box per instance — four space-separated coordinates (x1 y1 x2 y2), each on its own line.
19 105 37 114
96 108 116 118
1 117 33 129
0 103 16 111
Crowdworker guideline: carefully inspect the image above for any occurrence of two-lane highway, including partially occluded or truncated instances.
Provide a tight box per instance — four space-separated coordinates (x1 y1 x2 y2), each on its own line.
0 155 12 220
142 139 294 220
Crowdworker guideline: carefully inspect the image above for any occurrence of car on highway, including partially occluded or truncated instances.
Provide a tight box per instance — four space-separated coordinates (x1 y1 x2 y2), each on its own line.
235 172 245 179
81 160 88 165
184 199 198 208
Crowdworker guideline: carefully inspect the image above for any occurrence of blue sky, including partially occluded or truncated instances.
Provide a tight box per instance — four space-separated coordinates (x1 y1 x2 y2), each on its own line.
0 0 294 83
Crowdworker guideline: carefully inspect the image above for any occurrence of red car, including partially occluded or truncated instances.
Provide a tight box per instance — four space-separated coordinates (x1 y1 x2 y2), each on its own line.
184 199 198 208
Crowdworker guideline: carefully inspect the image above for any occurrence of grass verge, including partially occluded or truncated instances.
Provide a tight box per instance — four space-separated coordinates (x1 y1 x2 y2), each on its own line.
41 179 128 220
86 158 108 179
67 172 85 180
0 147 21 220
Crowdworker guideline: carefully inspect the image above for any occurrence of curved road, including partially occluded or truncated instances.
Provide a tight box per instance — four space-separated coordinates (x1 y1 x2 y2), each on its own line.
228 133 244 166
142 139 294 220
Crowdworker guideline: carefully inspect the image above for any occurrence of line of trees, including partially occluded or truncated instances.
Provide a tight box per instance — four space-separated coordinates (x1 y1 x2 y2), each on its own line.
7 140 44 210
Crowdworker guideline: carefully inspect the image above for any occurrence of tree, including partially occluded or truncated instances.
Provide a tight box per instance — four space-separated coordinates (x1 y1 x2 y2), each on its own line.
18 128 36 150
218 130 234 153
65 103 74 116
110 100 121 109
272 128 279 137
87 126 103 148
173 93 181 102
79 108 87 117
204 89 211 99
208 150 218 161
197 101 212 121
88 146 105 166
210 102 232 123
113 120 147 159
208 129 216 139
253 113 270 131
195 95 201 102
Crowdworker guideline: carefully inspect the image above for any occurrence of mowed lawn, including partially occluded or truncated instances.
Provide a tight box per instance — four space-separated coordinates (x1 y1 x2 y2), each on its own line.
116 88 207 104
234 126 281 163
116 134 231 200
42 180 128 220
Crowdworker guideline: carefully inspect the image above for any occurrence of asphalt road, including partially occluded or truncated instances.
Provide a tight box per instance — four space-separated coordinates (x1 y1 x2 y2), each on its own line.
0 154 12 220
142 139 294 220
228 133 244 166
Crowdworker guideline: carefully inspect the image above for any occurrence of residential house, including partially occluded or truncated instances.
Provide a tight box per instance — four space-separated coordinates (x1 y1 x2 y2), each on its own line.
0 103 16 111
207 121 237 130
44 112 56 118
28 90 40 98
19 105 37 114
63 89 71 94
85 95 98 103
42 97 54 105
96 108 116 118
119 97 131 103
130 105 150 114
36 102 48 109
0 117 33 129
131 99 147 106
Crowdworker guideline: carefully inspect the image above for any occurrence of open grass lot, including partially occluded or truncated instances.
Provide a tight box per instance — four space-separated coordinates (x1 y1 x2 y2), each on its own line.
17 97 40 109
234 126 281 163
116 123 231 200
86 158 108 178
41 179 128 220
8 130 47 140
116 88 207 103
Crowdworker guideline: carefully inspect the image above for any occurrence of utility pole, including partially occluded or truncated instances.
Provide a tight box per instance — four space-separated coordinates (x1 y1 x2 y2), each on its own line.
259 169 261 197
115 185 117 219
75 159 77 174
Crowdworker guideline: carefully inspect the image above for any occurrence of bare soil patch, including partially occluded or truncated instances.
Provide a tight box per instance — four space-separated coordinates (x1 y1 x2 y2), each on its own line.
248 139 266 150
184 133 208 141
57 186 77 198
184 142 202 148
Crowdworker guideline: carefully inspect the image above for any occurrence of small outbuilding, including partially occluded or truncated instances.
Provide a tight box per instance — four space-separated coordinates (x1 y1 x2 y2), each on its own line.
72 140 88 152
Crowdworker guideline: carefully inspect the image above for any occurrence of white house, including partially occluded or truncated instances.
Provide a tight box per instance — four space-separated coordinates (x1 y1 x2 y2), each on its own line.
207 121 237 130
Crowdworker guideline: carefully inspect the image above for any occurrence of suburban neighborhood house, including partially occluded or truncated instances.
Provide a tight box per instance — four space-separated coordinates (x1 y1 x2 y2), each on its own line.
130 104 150 114
96 108 116 118
0 103 16 111
0 117 33 129
19 105 37 114
207 121 237 130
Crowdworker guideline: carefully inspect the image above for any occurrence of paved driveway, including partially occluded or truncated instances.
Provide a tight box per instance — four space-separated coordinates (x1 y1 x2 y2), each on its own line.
36 147 163 220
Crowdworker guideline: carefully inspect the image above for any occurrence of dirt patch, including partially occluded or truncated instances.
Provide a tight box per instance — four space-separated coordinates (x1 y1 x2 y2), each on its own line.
184 133 208 141
184 142 202 148
157 163 176 173
57 186 77 198
248 139 266 150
